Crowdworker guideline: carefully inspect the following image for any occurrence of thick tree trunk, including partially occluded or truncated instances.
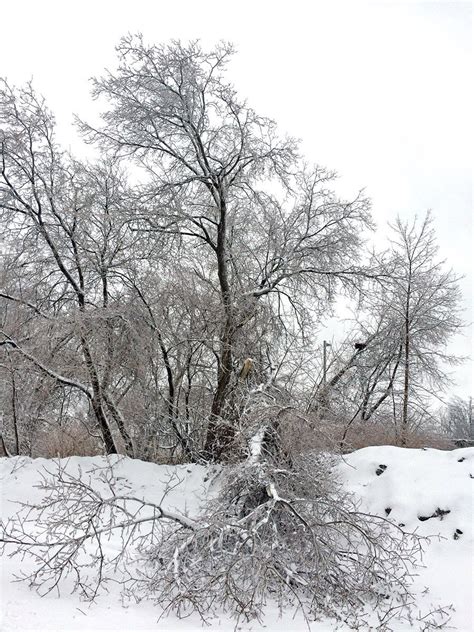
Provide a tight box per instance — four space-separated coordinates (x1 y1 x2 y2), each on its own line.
204 325 236 460
103 393 134 456
91 397 117 455
80 334 124 455
204 191 237 460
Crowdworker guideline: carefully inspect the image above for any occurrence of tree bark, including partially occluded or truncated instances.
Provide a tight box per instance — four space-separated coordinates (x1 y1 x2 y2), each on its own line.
90 397 117 455
10 368 20 456
400 275 412 447
204 191 237 460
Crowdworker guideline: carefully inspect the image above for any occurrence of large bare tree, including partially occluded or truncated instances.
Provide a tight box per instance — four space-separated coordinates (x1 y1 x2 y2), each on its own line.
80 36 372 459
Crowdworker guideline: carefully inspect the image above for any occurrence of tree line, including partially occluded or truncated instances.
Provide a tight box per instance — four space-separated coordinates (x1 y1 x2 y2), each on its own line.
0 37 464 462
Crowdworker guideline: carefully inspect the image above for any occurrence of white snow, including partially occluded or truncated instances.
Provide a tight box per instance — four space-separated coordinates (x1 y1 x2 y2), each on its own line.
1 447 473 631
337 446 474 631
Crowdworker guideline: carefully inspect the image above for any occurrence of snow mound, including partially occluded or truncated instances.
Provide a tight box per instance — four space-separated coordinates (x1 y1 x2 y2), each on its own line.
339 446 473 537
337 446 474 631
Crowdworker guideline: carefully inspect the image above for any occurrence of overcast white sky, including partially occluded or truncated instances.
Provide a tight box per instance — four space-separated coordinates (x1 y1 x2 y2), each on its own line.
1 0 472 397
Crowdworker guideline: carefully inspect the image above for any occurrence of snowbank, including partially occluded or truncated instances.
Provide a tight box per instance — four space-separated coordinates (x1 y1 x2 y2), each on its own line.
0 447 472 631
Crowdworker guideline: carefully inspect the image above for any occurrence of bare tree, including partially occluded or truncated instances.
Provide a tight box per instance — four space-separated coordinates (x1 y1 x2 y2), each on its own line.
1 44 463 462
0 38 460 631
315 213 463 446
440 396 473 444
79 36 372 459
0 81 139 455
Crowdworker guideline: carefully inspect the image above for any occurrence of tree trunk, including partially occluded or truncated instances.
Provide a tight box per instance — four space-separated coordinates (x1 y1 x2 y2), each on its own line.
80 334 123 455
0 433 12 457
400 278 411 446
103 393 134 456
91 397 117 455
204 191 237 460
205 325 235 459
11 369 20 456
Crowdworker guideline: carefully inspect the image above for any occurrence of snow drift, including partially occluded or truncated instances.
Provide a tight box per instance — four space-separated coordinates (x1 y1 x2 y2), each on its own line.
0 446 472 631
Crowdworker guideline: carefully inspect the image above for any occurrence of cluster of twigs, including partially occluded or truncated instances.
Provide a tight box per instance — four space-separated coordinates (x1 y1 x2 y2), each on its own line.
145 454 432 628
0 461 194 599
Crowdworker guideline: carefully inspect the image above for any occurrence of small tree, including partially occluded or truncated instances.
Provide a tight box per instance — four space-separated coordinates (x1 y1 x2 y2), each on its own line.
441 396 473 443
311 213 463 446
388 214 459 441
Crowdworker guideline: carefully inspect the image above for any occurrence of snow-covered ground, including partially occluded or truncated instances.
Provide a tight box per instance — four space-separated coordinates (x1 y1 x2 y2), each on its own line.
1 447 473 631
